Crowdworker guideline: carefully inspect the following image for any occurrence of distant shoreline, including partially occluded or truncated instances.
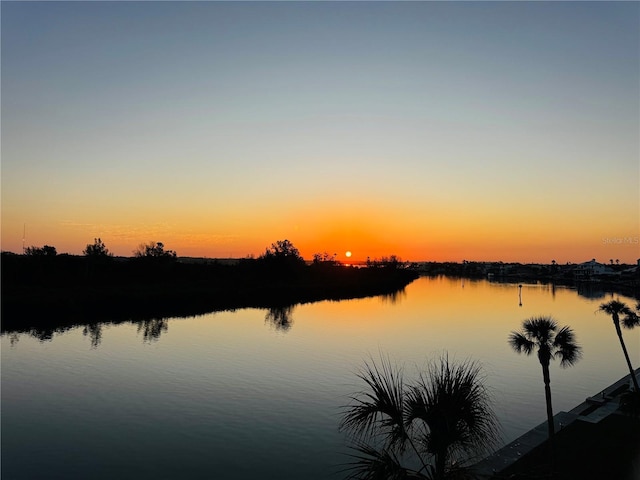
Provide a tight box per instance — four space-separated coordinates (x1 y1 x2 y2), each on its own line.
2 254 637 336
413 261 640 300
1 254 419 334
430 273 640 301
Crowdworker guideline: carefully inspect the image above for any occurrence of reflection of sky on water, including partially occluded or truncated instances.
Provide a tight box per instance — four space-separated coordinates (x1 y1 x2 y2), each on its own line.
2 277 637 479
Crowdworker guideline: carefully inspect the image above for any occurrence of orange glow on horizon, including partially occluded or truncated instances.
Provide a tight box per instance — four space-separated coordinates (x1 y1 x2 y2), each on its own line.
2 3 638 270
2 196 637 264
3 220 639 264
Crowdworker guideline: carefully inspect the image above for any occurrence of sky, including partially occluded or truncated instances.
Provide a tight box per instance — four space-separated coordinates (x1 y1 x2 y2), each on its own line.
2 1 639 263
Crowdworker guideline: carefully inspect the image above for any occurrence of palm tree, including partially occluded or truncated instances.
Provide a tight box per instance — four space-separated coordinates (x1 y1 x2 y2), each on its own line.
508 316 581 437
598 300 640 392
340 354 499 480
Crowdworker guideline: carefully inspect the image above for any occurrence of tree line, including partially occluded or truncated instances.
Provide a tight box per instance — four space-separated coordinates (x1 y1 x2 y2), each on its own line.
2 238 417 333
21 238 177 259
18 237 407 268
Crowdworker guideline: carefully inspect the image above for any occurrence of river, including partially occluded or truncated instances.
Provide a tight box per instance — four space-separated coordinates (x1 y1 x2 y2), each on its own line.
2 276 638 479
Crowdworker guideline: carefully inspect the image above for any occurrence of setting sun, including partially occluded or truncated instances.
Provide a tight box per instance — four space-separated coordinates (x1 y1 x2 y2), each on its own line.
1 2 637 266
345 251 352 258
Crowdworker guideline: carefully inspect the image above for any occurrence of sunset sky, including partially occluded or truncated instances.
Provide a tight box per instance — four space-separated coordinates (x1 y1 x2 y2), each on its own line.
2 1 638 263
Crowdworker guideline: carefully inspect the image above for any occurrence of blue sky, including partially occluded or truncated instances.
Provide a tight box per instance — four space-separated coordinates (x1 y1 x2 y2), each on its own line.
2 1 638 261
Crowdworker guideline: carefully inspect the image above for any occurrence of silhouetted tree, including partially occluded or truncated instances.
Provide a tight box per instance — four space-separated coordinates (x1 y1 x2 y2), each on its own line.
367 255 406 270
257 240 305 273
260 239 303 261
340 354 499 480
312 251 337 265
598 300 640 392
133 241 177 259
83 238 112 257
508 317 581 437
24 245 57 256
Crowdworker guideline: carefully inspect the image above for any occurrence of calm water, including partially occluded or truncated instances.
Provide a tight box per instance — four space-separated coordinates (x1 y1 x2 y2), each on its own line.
2 276 638 479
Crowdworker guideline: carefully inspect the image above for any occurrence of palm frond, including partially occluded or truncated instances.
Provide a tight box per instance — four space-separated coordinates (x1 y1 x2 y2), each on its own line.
553 326 582 367
599 299 632 318
622 310 640 329
340 355 408 449
340 443 419 480
522 316 557 344
341 354 500 480
508 331 535 355
406 356 500 468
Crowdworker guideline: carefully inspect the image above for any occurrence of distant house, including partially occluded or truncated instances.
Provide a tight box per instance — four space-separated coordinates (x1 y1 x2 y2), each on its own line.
574 259 616 280
619 261 639 280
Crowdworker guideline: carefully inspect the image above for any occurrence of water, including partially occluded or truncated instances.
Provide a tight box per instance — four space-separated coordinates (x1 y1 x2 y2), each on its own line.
2 276 638 479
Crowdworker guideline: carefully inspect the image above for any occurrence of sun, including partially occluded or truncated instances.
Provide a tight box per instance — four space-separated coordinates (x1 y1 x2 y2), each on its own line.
345 251 352 258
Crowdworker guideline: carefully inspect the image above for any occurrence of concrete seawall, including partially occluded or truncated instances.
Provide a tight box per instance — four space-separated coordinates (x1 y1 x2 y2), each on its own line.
473 368 640 479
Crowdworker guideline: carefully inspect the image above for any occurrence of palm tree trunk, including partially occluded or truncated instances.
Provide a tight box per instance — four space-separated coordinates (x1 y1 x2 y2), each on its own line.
541 363 555 437
614 320 640 392
434 452 446 480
